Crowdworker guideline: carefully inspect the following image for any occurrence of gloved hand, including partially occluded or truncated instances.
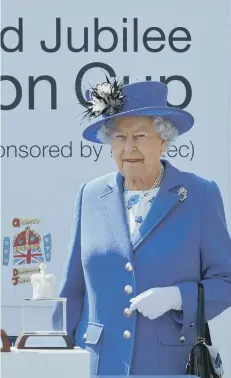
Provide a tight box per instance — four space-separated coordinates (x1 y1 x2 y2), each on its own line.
129 286 182 320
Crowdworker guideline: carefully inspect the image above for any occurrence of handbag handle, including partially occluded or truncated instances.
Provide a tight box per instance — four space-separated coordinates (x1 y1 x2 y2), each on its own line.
197 282 206 343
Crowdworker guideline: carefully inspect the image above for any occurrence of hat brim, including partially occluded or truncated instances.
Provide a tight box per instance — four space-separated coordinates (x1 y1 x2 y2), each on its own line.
82 106 194 144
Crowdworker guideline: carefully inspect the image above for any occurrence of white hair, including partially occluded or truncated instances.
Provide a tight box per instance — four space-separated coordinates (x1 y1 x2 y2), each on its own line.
96 116 179 151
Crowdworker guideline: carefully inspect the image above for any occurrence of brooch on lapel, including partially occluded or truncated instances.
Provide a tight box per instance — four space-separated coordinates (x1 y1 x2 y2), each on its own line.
178 187 187 202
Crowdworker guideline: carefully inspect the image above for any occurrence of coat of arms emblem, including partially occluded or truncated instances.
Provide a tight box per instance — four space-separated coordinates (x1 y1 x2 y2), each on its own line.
2 218 52 286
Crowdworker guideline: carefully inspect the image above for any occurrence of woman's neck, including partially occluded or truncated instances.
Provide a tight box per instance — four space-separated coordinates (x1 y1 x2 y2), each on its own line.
124 162 163 191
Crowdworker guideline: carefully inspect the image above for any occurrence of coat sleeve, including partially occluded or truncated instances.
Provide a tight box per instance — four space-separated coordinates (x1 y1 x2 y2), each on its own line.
172 180 231 334
52 183 86 338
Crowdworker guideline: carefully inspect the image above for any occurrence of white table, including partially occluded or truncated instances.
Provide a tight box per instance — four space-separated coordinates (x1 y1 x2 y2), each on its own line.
1 347 90 378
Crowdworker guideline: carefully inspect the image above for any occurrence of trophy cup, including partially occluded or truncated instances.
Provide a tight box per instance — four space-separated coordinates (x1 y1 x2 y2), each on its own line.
15 263 74 349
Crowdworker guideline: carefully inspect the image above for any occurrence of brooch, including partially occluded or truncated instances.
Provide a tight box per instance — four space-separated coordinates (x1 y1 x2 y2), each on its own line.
178 187 187 202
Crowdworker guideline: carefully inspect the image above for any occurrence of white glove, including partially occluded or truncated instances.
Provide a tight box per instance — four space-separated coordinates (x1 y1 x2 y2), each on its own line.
129 286 182 320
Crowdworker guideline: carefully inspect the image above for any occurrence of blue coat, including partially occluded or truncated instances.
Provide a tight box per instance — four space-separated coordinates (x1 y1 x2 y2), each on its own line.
53 160 231 376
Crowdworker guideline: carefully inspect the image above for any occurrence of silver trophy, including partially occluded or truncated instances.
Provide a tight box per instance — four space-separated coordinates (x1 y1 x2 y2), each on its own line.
15 263 74 349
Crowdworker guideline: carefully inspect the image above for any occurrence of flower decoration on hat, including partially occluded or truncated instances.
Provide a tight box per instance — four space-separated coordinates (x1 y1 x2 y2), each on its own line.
83 76 126 120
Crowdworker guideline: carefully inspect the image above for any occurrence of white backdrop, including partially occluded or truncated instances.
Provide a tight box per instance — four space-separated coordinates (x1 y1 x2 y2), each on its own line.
1 0 231 375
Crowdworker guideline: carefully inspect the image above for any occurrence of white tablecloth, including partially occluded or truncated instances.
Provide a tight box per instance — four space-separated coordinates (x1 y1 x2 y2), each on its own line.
1 347 90 378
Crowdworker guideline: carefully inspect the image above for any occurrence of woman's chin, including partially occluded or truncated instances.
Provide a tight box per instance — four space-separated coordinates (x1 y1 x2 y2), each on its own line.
123 169 144 179
123 164 144 174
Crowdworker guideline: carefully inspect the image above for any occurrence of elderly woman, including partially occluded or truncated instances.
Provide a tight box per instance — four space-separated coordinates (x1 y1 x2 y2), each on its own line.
53 79 231 376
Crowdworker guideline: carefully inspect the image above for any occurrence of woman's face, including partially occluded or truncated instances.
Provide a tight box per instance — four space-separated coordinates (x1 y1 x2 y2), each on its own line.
111 116 165 179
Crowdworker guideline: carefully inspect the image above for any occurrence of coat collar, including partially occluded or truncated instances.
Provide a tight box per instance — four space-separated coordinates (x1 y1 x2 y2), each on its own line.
100 160 184 252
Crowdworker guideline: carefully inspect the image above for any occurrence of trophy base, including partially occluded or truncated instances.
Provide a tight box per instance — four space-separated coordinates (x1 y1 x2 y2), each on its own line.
15 333 74 349
0 329 11 352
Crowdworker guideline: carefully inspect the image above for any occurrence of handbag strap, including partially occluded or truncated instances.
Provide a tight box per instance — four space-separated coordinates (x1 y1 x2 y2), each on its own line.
197 282 206 342
197 282 213 345
199 258 212 345
205 322 212 345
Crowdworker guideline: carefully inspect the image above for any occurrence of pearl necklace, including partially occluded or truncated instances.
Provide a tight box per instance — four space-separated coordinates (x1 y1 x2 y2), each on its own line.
124 162 164 191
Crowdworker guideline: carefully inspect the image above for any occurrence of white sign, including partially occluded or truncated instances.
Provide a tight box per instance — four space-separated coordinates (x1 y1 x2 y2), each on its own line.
1 0 231 375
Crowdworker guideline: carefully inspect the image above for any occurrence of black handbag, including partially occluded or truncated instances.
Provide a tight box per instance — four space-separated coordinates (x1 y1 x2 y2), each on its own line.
186 282 224 378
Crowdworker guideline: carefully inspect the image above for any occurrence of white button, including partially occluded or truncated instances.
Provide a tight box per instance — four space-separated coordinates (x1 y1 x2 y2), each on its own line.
180 336 185 343
124 285 133 294
124 308 132 317
83 333 87 341
123 330 131 339
125 262 133 272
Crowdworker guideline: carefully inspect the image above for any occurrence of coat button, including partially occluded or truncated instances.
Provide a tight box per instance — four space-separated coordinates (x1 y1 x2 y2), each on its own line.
83 333 87 341
180 336 185 343
125 262 133 272
124 308 132 317
124 285 133 294
123 330 131 339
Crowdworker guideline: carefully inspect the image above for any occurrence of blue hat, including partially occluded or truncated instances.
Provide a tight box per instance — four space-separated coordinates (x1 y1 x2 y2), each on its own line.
82 78 194 144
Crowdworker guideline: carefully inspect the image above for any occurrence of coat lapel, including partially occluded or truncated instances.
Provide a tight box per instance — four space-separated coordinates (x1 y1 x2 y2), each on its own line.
132 160 184 251
100 160 184 255
99 172 133 261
